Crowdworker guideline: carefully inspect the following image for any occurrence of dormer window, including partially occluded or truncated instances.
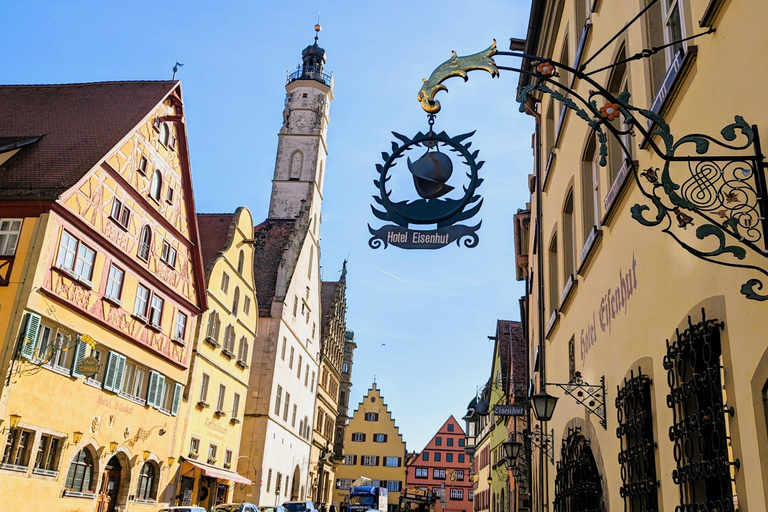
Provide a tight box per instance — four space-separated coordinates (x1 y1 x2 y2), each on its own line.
0 219 23 256
160 123 170 147
150 170 162 201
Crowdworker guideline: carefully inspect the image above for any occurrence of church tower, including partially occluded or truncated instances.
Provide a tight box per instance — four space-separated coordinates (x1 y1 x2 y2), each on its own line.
268 23 333 224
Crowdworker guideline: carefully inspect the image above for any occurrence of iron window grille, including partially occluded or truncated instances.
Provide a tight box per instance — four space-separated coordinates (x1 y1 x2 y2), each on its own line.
553 429 603 512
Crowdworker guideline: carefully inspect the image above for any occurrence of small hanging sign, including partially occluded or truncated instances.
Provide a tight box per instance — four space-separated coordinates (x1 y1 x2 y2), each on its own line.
368 117 484 250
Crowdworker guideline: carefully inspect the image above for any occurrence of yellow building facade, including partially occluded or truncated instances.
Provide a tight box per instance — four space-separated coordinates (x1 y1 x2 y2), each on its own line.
0 82 206 511
170 208 258 509
514 0 768 510
332 384 406 511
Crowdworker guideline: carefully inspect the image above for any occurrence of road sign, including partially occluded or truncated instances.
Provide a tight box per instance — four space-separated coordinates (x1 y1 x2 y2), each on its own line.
493 404 525 416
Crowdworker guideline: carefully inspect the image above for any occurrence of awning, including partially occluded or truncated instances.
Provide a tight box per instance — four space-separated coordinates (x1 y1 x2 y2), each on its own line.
181 456 253 485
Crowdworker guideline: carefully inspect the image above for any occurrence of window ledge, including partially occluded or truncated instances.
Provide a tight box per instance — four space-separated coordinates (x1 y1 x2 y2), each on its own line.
545 310 560 340
229 418 241 425
146 323 162 333
63 490 96 499
236 359 248 369
578 227 603 277
0 463 28 473
171 338 186 346
51 266 93 289
159 408 172 416
32 468 58 478
108 216 129 232
45 363 73 378
221 349 235 360
131 313 148 324
204 336 221 348
602 160 636 226
197 401 210 409
135 499 157 505
102 296 122 308
84 378 102 389
214 410 227 418
118 391 147 406
559 275 578 313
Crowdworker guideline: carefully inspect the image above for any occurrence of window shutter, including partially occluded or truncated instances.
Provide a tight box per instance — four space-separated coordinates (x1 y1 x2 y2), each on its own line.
70 338 88 377
146 371 160 407
171 383 183 416
102 352 117 391
362 433 366 442
155 374 166 408
353 455 357 465
20 312 41 360
114 354 126 390
376 456 380 466
383 434 388 442
398 457 402 467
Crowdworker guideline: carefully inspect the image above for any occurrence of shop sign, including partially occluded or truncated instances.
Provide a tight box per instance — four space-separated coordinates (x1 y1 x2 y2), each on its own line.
493 404 525 416
77 356 101 378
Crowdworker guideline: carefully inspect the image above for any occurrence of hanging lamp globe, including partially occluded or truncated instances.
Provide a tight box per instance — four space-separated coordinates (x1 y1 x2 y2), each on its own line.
531 390 558 422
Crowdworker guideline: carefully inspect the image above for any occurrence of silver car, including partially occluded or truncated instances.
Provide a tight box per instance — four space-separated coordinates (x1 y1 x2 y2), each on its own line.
213 504 260 512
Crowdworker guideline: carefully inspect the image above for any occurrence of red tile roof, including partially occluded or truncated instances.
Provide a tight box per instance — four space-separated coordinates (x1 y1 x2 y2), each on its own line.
196 213 235 272
252 218 296 317
0 81 177 199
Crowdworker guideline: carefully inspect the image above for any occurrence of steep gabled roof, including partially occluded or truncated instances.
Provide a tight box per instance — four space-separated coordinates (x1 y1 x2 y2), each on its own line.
252 218 296 317
196 213 235 272
0 81 178 199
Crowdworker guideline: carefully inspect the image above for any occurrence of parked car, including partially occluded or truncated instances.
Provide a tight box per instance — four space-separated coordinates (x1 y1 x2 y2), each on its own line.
213 503 260 512
159 507 207 512
283 501 317 512
261 506 288 512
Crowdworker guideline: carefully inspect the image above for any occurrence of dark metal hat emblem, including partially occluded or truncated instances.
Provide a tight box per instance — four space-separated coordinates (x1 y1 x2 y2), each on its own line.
407 150 454 199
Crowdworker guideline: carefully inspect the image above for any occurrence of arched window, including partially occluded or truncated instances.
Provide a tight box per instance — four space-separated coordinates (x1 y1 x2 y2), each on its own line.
307 246 313 279
223 325 235 352
206 311 221 342
563 190 576 278
232 287 240 316
159 123 170 147
136 461 157 500
237 250 245 274
548 233 559 319
139 226 152 261
238 336 249 363
65 448 94 492
581 133 600 240
150 170 162 200
606 46 630 185
289 151 303 180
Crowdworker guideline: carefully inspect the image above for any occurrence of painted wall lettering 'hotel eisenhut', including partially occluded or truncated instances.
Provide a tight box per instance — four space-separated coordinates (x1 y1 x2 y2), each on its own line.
0 81 207 511
512 0 768 510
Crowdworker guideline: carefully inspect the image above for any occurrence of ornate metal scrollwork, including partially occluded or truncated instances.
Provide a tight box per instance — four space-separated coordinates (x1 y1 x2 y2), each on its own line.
553 429 604 512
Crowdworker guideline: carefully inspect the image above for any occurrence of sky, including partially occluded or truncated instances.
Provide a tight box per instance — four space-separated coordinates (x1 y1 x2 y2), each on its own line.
3 1 534 451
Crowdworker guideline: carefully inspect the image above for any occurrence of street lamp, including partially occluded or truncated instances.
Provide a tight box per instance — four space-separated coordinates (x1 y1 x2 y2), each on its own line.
502 438 523 466
530 390 558 422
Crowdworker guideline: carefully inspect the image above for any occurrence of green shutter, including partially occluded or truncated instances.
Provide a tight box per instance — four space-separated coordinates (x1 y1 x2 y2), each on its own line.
102 352 117 391
146 371 159 407
70 338 88 377
114 354 126 391
20 312 42 360
171 382 183 416
155 374 166 409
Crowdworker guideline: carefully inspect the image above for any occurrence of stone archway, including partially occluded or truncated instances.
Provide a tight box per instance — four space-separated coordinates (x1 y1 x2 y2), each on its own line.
553 430 605 512
291 465 301 501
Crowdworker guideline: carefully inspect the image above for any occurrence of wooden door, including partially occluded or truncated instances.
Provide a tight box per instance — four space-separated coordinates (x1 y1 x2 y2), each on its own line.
96 465 121 512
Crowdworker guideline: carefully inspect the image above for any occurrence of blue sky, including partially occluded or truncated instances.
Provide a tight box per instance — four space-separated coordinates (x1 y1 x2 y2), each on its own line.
3 1 533 451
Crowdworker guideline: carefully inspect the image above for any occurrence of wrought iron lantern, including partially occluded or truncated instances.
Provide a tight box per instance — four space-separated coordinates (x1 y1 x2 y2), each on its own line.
8 414 21 429
503 438 523 465
72 431 83 443
109 441 118 452
531 391 558 422
143 450 150 461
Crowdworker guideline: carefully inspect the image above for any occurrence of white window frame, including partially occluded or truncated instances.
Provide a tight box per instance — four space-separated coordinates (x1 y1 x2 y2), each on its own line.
0 219 22 256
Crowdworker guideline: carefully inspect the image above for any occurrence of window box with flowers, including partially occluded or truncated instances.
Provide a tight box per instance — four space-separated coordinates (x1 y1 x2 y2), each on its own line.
189 451 199 460
208 457 217 465
224 462 232 469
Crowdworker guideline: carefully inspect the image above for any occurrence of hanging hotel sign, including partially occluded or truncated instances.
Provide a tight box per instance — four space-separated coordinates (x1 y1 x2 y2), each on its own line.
77 356 101 379
493 404 525 416
368 125 484 249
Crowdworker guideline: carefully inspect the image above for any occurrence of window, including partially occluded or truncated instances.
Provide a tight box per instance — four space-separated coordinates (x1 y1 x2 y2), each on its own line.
422 452 429 461
105 265 124 302
446 453 453 462
468 490 474 501
364 412 379 421
274 385 282 416
136 462 157 501
450 489 464 500
160 241 176 267
311 371 315 391
548 233 559 317
343 362 349 373
190 438 200 457
208 444 217 464
110 199 131 229
237 250 245 274
150 170 162 200
563 191 576 280
606 48 631 189
343 455 356 465
34 434 61 474
454 470 464 481
362 456 378 466
199 373 210 403
292 404 297 427
243 296 251 315
582 134 600 240
221 272 230 294
387 481 401 492
138 226 152 261
134 285 150 319
266 468 272 492
237 337 249 364
373 433 387 443
281 338 287 360
216 384 226 413
384 457 400 467
458 454 465 463
121 362 147 399
159 123 170 147
206 312 221 343
351 433 365 442
232 287 240 316
166 186 174 204
56 231 95 282
232 393 241 419
283 392 290 421
2 429 32 470
447 438 454 446
447 424 454 432
138 155 148 175
435 437 442 446
0 219 22 256
434 469 446 480
289 347 294 369
336 479 353 490
275 471 282 495
305 365 310 386
174 312 187 342
223 325 235 353
307 245 313 279
415 468 428 478
293 295 298 316
434 453 441 462
297 355 302 378
225 449 233 468
64 448 94 492
149 295 164 328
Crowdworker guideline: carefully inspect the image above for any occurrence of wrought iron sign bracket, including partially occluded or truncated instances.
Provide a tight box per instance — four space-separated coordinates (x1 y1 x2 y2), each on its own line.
549 375 607 429
511 426 554 464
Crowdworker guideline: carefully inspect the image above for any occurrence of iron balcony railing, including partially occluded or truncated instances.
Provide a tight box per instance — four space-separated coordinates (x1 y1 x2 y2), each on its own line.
287 64 333 87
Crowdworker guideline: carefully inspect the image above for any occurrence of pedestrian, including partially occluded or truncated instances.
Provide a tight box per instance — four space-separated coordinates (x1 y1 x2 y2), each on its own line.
330 504 337 512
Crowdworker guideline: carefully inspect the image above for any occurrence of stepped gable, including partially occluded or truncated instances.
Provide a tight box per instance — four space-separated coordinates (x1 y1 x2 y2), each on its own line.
197 213 235 272
0 81 178 198
252 218 296 317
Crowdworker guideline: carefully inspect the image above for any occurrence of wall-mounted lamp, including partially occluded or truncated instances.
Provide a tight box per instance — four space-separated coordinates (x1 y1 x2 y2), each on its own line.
534 375 606 429
167 456 175 466
73 431 83 444
110 441 118 452
143 450 150 461
506 426 554 464
530 391 558 422
9 414 21 429
487 475 493 485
